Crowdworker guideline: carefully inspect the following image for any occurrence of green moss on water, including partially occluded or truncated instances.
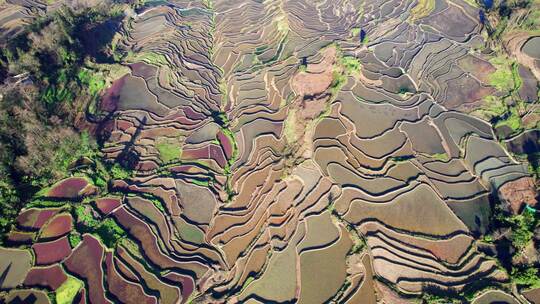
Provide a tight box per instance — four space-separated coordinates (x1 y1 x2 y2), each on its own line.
254 45 268 56
179 223 204 244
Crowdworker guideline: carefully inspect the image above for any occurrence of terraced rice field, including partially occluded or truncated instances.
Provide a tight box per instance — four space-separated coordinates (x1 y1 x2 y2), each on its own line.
0 0 539 303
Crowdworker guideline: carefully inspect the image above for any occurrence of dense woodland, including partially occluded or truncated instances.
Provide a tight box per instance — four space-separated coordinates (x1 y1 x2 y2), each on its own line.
0 4 126 236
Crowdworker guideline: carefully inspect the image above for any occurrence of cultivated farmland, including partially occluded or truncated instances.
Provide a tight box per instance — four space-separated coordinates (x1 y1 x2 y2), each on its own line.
0 0 539 303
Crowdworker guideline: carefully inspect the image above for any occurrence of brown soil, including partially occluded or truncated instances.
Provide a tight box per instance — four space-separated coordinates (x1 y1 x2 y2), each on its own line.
458 55 496 84
292 46 336 97
498 177 538 214
374 280 413 304
286 47 338 160
299 94 328 120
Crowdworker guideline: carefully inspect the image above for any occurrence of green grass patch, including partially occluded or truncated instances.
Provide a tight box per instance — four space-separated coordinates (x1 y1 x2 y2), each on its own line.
133 52 168 66
329 47 361 97
488 57 515 93
56 276 83 304
283 108 298 144
495 107 522 132
410 0 435 21
139 193 166 212
191 179 210 187
488 67 514 92
276 14 289 34
421 292 460 304
219 81 229 105
26 199 68 208
241 277 255 292
151 199 165 212
362 36 370 45
156 140 182 163
480 95 508 119
511 62 522 91
429 152 450 162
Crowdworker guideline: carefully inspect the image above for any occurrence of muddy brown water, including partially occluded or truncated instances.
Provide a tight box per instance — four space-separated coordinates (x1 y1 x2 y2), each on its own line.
522 36 540 59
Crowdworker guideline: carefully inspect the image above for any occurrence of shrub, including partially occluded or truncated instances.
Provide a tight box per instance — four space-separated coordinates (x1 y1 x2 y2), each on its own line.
339 56 361 74
74 205 126 248
497 208 538 250
512 267 540 289
109 163 132 180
